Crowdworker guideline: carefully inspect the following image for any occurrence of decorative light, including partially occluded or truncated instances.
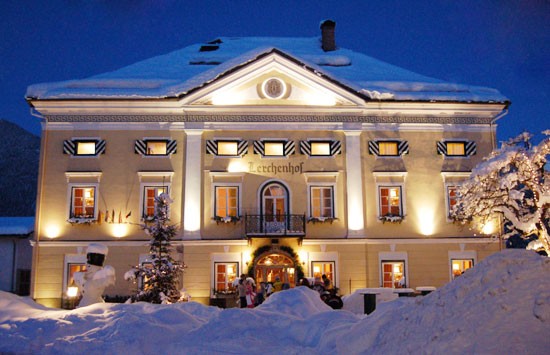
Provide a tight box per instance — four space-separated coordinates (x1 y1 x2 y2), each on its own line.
112 223 128 238
393 264 401 274
452 263 460 271
288 268 295 275
45 224 61 239
227 160 247 173
66 281 78 298
313 266 321 274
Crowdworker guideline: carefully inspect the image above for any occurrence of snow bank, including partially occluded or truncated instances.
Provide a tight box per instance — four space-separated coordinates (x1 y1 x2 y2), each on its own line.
1 250 548 354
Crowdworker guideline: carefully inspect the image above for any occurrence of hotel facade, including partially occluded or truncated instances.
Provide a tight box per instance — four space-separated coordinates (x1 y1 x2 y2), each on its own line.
27 22 509 307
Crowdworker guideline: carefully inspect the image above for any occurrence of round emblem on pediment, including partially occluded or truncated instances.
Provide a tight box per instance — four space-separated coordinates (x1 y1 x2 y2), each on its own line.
262 77 287 99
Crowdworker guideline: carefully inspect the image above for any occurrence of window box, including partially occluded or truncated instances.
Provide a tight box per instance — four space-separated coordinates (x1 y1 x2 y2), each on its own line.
307 217 337 224
213 215 241 224
378 214 404 224
67 217 97 225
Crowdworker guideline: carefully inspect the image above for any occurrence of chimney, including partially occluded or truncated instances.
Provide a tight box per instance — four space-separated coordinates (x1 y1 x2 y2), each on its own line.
320 20 336 52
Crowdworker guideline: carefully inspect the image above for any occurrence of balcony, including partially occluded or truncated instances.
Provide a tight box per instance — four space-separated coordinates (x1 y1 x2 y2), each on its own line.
245 214 306 236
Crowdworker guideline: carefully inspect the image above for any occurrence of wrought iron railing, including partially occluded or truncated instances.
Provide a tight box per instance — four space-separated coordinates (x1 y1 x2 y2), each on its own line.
245 214 306 236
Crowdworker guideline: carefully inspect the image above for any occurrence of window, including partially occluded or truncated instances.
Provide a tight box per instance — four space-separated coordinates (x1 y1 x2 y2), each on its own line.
254 140 295 157
446 142 466 156
310 142 331 156
143 186 169 218
311 261 335 285
76 141 96 155
146 141 167 155
215 186 239 218
217 141 238 156
310 186 333 218
446 185 458 216
264 142 284 156
379 186 402 216
70 186 96 219
451 259 473 279
378 142 398 156
16 269 31 296
215 262 238 293
135 139 177 156
381 261 405 288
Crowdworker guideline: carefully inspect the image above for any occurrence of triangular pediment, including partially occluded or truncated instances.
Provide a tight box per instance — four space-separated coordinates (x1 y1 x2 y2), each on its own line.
181 51 364 107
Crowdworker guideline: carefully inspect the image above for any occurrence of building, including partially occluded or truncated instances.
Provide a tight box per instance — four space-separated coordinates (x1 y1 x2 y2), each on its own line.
0 217 34 295
26 21 509 307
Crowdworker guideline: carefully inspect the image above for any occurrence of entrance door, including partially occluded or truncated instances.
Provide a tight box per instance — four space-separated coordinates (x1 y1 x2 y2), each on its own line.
262 184 287 233
254 253 296 288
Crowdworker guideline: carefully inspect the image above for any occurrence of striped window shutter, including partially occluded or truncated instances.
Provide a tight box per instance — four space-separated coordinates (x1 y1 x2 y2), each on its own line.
465 141 476 156
166 140 177 155
436 141 447 155
134 140 147 155
63 140 76 155
237 140 248 156
368 141 379 155
205 140 217 155
397 141 409 155
63 139 105 156
283 140 295 156
253 140 265 155
299 141 311 155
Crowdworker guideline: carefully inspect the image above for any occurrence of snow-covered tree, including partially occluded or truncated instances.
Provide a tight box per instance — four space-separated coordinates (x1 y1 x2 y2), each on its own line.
125 193 186 303
452 131 550 255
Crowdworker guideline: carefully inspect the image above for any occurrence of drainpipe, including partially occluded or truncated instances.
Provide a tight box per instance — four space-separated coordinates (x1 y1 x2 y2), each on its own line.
490 108 508 149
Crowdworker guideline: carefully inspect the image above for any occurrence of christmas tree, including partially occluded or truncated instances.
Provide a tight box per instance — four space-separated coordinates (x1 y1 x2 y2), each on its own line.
125 193 186 303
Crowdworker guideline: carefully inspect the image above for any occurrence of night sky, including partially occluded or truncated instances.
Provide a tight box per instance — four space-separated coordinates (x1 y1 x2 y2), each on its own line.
1 1 548 143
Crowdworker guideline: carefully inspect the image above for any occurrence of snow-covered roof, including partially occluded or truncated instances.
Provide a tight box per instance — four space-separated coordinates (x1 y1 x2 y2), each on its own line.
26 37 508 104
0 217 34 236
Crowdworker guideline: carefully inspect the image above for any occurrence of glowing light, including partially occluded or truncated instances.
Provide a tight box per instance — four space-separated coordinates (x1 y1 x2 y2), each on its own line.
288 268 295 275
243 251 252 266
313 266 321 274
348 198 364 231
184 200 201 232
66 283 78 298
481 220 496 235
227 265 234 274
112 223 128 238
298 250 308 265
45 224 61 239
418 206 435 236
393 264 401 273
227 160 247 173
452 263 460 271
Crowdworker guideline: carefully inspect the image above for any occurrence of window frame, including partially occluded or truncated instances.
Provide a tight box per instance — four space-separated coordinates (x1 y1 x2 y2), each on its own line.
377 185 404 218
145 140 169 156
445 141 467 156
214 185 240 218
450 258 474 280
75 140 98 156
310 261 335 284
449 251 476 281
210 253 241 297
216 140 240 157
68 183 98 220
63 254 87 297
141 184 170 219
381 260 406 288
377 141 400 157
309 141 332 157
212 182 242 219
214 262 239 293
445 184 459 220
263 140 286 157
308 185 335 219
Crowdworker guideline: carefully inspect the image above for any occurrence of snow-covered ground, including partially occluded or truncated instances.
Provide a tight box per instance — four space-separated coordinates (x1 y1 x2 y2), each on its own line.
1 250 548 354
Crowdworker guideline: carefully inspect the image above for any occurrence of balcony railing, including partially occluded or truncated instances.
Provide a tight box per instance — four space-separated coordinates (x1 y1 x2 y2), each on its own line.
245 214 306 236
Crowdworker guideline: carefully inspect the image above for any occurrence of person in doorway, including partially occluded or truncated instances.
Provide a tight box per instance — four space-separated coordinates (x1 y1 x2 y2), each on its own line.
237 279 247 308
273 276 283 292
322 274 333 290
245 279 255 308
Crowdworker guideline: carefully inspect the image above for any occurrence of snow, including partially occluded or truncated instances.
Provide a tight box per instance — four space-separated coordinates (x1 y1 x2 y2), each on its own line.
1 250 548 354
0 217 34 236
26 37 508 104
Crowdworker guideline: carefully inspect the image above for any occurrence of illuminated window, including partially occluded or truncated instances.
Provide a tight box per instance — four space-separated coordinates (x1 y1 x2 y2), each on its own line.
215 262 238 293
379 142 399 156
310 142 331 156
71 186 96 219
76 141 96 155
451 259 473 279
446 142 466 156
311 261 335 284
379 186 402 216
67 263 86 287
381 261 405 288
217 141 238 156
146 141 167 155
143 186 168 218
446 185 459 217
310 186 333 218
264 142 284 156
215 186 239 218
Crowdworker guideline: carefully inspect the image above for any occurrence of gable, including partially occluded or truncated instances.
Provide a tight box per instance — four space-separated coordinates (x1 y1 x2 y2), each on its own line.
181 51 364 107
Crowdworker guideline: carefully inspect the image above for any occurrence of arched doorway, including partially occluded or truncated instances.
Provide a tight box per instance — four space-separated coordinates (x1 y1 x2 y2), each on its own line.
260 182 289 233
254 252 297 288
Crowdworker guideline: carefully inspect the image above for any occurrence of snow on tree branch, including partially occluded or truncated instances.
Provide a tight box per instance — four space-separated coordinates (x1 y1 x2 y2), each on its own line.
451 131 550 255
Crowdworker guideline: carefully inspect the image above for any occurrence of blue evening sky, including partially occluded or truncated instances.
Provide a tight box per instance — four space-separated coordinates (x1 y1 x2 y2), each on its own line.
1 1 548 143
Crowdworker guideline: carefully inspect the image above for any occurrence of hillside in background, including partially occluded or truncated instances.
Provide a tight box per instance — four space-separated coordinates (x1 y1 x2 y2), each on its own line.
0 119 39 216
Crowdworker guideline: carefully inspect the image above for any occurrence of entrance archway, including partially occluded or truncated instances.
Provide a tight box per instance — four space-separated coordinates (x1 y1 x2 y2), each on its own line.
254 252 297 288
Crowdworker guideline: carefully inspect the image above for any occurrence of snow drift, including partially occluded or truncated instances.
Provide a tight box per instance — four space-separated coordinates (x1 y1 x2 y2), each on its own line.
1 250 548 354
